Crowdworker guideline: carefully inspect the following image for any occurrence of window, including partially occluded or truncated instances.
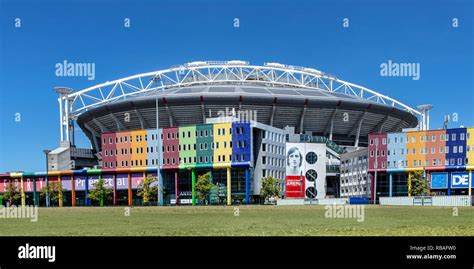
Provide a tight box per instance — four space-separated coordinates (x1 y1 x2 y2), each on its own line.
370 151 374 157
460 133 465 140
446 146 449 154
262 156 266 165
262 169 266 177
440 147 444 153
262 143 266 152
382 138 386 145
453 147 457 154
426 135 430 142
420 136 424 142
459 146 463 153
412 137 416 143
109 138 113 144
452 133 456 141
432 135 436 142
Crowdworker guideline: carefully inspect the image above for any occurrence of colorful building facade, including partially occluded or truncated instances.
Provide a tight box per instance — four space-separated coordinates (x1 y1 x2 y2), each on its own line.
0 119 271 207
368 127 474 199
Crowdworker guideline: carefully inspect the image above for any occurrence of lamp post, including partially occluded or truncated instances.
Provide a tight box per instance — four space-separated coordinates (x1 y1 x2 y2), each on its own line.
43 149 51 207
152 76 163 206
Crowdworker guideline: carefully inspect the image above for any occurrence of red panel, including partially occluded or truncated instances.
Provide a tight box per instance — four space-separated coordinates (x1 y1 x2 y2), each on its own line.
162 127 179 169
286 175 305 198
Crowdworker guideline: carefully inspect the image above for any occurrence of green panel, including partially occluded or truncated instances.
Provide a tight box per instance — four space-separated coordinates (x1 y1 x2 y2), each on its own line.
196 124 214 169
178 125 197 170
86 169 102 175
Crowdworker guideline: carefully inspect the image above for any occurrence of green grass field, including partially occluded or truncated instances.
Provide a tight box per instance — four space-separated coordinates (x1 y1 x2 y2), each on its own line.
0 205 473 236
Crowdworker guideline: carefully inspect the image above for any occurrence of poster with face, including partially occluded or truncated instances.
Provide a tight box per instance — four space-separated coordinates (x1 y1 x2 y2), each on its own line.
285 143 326 199
286 146 303 176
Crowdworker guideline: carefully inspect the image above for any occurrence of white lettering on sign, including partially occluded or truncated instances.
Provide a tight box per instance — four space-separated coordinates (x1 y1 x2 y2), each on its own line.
452 174 469 187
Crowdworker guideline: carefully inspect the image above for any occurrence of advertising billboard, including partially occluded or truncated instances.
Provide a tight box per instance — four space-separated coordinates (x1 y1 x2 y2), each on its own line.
450 172 472 189
430 173 448 189
285 175 305 198
285 143 326 199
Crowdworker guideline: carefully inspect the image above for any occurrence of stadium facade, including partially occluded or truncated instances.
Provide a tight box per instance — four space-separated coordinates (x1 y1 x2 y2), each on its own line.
2 60 471 207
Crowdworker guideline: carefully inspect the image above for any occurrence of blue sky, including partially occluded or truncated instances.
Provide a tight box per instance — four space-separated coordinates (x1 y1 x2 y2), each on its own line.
0 0 472 172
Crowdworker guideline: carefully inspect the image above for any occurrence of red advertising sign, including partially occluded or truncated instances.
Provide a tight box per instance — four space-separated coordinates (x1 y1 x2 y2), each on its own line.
285 175 305 198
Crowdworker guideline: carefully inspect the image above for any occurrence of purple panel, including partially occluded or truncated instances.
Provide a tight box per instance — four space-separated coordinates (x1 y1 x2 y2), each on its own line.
102 174 115 189
61 176 72 191
75 175 87 191
131 173 144 189
116 174 129 190
87 175 100 190
146 172 159 188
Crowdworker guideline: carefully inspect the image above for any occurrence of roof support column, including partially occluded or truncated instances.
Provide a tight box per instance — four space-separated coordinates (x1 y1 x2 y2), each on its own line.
269 97 277 126
299 99 308 134
354 112 367 147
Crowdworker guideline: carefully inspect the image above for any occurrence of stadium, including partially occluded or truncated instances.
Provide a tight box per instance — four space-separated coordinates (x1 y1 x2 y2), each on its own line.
2 60 437 207
72 60 420 150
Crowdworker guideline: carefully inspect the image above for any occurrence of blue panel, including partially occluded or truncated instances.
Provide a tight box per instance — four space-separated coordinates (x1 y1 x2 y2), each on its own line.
431 172 448 189
445 128 467 169
231 122 251 165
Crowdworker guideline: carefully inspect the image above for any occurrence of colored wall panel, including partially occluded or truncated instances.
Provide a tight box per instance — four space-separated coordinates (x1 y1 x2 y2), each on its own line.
467 128 474 166
146 129 161 168
425 129 446 169
196 124 214 168
162 127 179 169
368 133 388 171
130 130 147 168
178 125 197 169
231 122 251 167
101 132 117 169
406 130 426 169
213 122 232 168
387 132 407 171
446 128 467 168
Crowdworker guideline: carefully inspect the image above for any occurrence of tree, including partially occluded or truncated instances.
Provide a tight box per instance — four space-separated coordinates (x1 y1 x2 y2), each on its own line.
137 176 158 206
2 181 21 206
260 176 281 204
196 172 211 205
409 171 431 196
39 181 64 206
88 179 113 207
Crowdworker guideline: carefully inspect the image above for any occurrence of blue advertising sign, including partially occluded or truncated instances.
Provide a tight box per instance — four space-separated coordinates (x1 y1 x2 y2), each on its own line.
450 172 472 189
430 173 448 189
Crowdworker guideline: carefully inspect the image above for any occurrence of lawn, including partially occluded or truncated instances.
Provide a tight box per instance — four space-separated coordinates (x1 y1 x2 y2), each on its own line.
0 205 473 236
